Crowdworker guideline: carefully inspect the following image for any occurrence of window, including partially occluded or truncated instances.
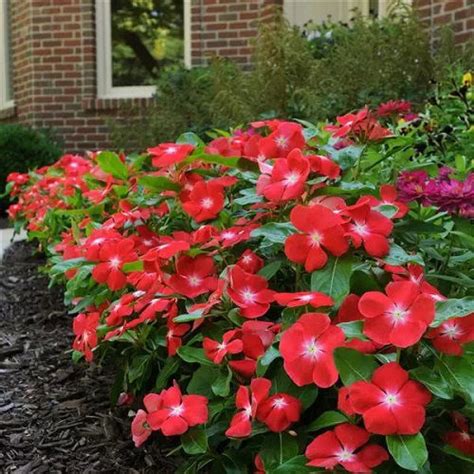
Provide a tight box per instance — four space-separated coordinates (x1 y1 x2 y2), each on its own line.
0 0 14 110
96 0 191 99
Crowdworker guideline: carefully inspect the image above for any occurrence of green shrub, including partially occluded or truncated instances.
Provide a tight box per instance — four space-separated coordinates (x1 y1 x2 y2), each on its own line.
0 125 62 210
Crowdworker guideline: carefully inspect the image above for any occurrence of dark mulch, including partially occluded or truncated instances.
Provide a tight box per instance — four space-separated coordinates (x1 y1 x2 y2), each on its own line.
0 242 176 473
0 217 9 229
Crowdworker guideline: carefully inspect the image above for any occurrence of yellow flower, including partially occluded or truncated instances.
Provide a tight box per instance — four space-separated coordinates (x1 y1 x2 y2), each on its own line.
463 72 472 87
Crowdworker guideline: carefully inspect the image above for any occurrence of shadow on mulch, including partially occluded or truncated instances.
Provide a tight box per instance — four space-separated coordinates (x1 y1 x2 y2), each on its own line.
0 242 177 473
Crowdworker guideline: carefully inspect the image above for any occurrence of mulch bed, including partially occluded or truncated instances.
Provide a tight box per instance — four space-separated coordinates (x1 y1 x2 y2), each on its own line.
0 242 175 473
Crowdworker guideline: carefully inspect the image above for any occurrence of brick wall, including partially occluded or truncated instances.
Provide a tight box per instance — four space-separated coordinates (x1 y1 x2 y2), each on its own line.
413 0 474 45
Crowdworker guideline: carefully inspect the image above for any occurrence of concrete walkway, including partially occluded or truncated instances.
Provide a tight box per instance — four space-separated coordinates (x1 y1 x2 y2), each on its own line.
0 228 27 259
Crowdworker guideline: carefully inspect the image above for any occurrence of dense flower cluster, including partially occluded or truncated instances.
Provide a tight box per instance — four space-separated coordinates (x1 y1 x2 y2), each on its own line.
397 167 474 218
6 109 474 472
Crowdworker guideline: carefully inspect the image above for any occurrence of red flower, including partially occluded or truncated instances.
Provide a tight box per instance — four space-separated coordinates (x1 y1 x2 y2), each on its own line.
227 265 274 318
166 319 190 356
203 329 243 364
225 378 271 438
258 122 305 159
257 149 310 202
279 313 345 388
305 423 389 472
347 362 432 435
131 409 151 448
445 412 474 456
274 291 333 309
358 281 435 347
377 100 412 118
308 154 341 179
343 201 393 257
284 204 349 272
181 180 225 222
168 255 218 298
146 383 208 436
256 393 301 432
148 143 194 168
91 238 138 291
72 311 100 362
426 314 474 356
236 249 264 274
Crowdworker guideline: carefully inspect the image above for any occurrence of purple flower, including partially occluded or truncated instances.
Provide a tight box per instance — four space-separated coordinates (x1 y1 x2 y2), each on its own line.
397 170 429 203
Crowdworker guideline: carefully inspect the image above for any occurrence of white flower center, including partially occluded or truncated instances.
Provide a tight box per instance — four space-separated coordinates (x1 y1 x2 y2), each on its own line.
441 323 462 339
187 274 203 287
244 405 252 417
284 172 300 186
241 288 256 304
222 231 235 240
272 397 288 409
299 294 314 302
337 450 355 462
383 392 400 407
92 237 105 245
242 255 253 264
165 146 177 154
109 257 121 268
303 339 322 359
170 404 184 416
389 305 409 323
200 197 214 209
309 231 323 245
461 432 470 441
274 135 289 149
217 342 227 351
352 222 369 237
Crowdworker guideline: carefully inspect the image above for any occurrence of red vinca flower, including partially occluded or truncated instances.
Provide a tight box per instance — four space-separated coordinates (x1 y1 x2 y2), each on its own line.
285 204 349 272
358 281 435 348
147 143 194 168
146 383 208 436
181 180 225 222
279 313 345 388
203 329 243 364
274 291 333 309
257 149 310 202
256 393 301 432
257 121 306 159
444 412 474 456
131 409 151 448
305 423 389 472
72 311 100 362
91 238 138 291
168 255 218 298
343 201 393 257
227 266 274 318
166 319 190 356
236 249 264 274
347 362 432 435
426 314 474 356
225 378 271 438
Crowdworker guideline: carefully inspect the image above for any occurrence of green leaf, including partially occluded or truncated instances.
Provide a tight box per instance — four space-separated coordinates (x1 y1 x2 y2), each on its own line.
261 433 299 471
50 257 85 274
270 455 314 473
311 256 353 306
337 321 368 340
305 411 348 432
443 444 474 464
410 367 453 399
177 346 214 367
155 357 180 391
187 366 217 397
435 353 474 403
173 309 205 323
138 175 181 192
97 151 128 180
258 260 283 280
386 433 428 471
211 366 232 397
122 260 144 273
176 132 204 147
251 222 297 244
432 297 474 327
256 346 281 376
383 243 424 266
181 427 208 455
375 203 398 219
334 348 378 386
185 152 258 172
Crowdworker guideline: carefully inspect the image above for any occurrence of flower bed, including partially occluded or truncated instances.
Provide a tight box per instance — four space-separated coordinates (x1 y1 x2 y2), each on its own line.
5 93 474 472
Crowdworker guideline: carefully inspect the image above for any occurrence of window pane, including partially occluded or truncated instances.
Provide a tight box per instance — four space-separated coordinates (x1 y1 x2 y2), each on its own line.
111 0 184 87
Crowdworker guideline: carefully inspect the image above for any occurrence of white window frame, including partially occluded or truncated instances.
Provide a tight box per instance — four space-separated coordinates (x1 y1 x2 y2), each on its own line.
0 0 14 111
96 0 191 100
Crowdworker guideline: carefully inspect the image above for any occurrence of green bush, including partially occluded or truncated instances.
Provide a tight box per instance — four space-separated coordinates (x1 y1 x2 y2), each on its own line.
108 7 441 150
0 125 62 210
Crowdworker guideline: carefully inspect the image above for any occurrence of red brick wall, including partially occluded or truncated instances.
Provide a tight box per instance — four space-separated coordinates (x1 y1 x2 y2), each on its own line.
413 0 474 45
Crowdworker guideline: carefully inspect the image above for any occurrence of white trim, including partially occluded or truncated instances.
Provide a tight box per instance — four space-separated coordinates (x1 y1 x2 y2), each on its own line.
0 0 14 111
95 0 191 100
